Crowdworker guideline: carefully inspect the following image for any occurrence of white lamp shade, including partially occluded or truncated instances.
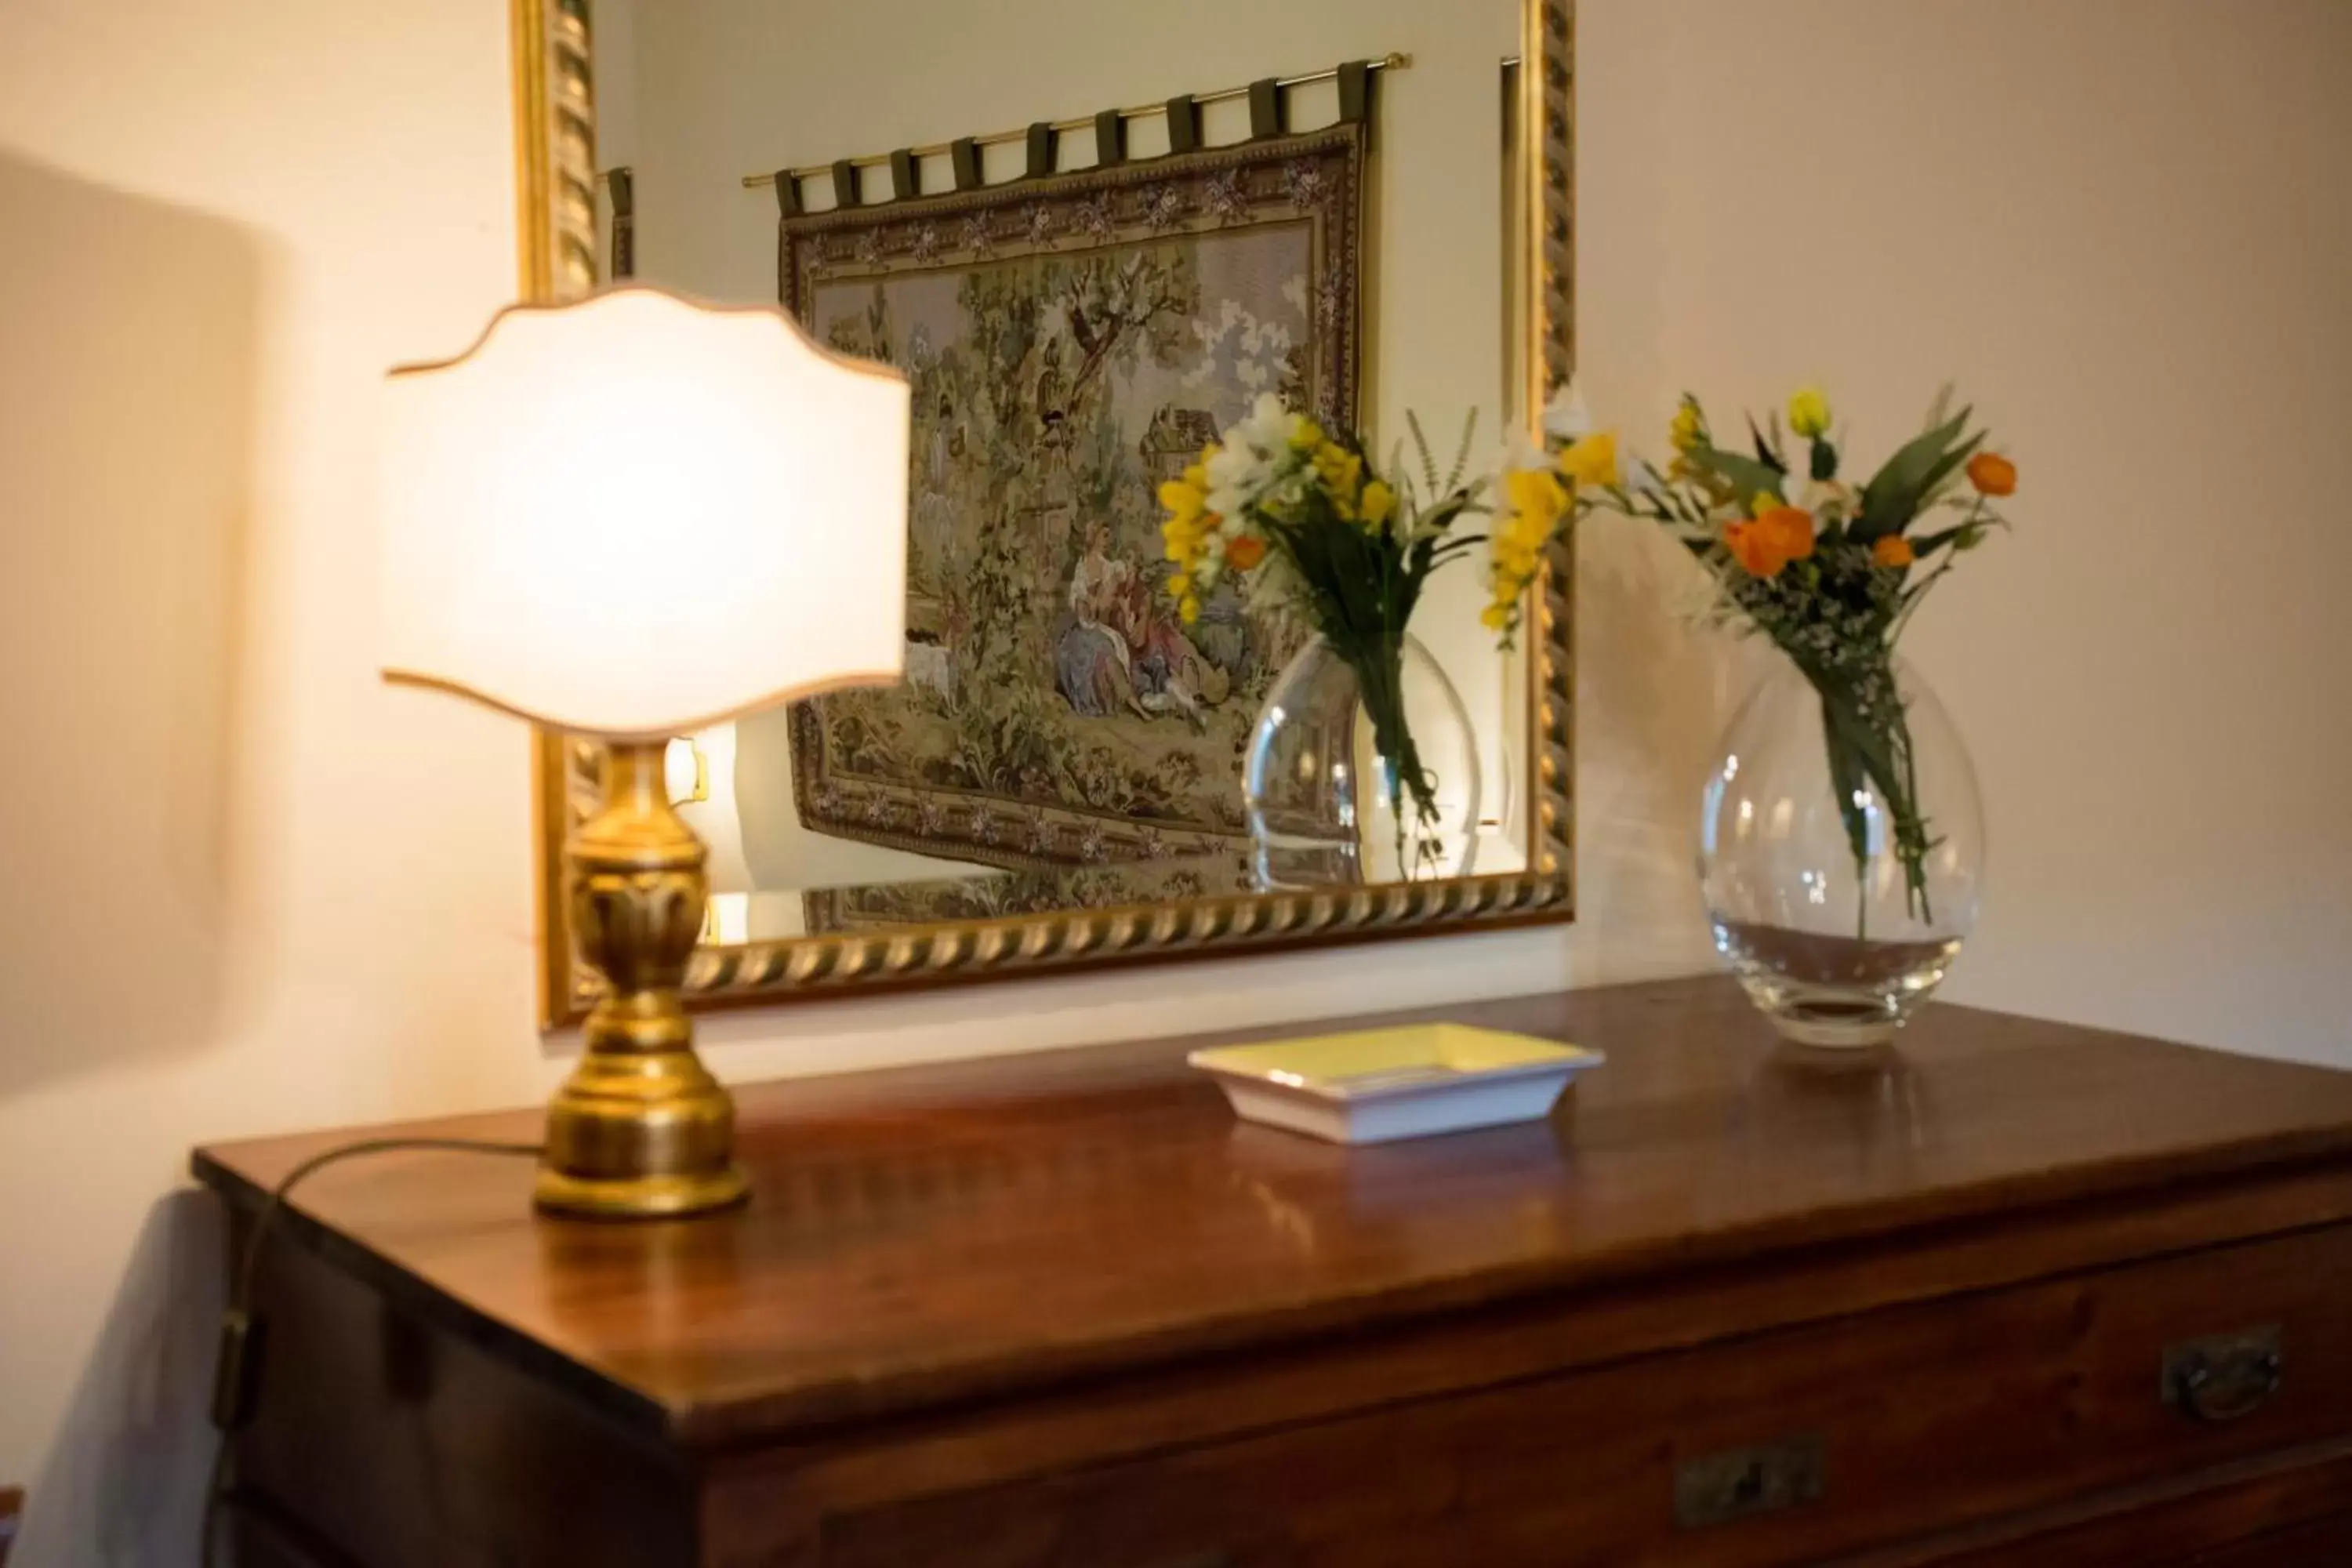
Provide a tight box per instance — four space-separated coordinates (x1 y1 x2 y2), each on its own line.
380 287 911 739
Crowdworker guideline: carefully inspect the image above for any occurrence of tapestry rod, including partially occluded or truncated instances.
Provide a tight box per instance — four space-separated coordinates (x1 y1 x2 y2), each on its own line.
739 50 1411 191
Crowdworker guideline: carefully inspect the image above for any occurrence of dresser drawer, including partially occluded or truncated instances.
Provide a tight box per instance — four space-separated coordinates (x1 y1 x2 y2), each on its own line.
818 1224 2352 1566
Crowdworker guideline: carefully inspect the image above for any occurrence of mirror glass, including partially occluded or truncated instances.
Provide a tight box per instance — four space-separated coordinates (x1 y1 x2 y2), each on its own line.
589 0 1531 946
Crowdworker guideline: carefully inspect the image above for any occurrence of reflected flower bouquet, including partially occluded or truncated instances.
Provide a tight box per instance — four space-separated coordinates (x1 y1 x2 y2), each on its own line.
1158 394 1494 873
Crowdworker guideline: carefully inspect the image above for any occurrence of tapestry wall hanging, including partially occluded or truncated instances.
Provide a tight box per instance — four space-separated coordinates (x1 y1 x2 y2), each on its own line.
779 122 1367 871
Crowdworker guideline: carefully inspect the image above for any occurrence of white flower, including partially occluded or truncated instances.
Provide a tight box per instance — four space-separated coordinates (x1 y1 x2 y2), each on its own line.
1234 391 1303 456
1792 477 1857 517
1206 394 1311 520
1541 379 1592 443
1495 423 1553 487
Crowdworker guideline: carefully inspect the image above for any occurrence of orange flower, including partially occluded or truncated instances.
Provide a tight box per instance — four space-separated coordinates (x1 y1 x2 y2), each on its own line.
1723 521 1786 578
1756 506 1816 563
1966 451 2016 497
1222 533 1266 572
1724 506 1816 579
1872 535 1916 569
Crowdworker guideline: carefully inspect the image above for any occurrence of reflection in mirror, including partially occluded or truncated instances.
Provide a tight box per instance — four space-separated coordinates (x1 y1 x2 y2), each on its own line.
586 0 1532 946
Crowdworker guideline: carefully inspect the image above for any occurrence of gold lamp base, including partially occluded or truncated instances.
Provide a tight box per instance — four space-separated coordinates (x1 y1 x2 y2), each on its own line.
538 740 749 1221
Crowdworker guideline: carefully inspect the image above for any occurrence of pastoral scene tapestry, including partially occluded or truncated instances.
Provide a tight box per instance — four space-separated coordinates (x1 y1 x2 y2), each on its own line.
781 125 1364 870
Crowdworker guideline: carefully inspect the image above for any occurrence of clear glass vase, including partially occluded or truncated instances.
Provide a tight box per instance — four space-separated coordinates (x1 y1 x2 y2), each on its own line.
1244 634 1481 889
1701 652 1985 1049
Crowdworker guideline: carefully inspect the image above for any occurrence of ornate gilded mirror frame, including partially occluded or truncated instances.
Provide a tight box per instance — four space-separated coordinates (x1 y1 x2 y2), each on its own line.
514 0 1577 1025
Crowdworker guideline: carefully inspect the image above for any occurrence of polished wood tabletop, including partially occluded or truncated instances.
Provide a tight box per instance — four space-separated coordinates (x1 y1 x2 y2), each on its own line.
194 978 2352 1452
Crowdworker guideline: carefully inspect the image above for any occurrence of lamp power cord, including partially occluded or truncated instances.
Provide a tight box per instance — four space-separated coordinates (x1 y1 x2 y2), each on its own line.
199 1137 545 1568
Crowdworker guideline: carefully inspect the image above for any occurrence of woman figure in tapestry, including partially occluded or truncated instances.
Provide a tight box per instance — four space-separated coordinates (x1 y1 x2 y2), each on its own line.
1056 521 1229 728
1058 521 1141 718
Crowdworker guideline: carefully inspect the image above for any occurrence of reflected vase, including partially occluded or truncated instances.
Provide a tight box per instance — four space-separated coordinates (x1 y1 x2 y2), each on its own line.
1244 634 1480 890
1701 653 1985 1049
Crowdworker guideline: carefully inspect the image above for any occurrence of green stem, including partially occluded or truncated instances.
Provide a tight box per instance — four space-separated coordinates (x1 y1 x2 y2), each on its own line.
1347 640 1442 880
1809 654 1936 940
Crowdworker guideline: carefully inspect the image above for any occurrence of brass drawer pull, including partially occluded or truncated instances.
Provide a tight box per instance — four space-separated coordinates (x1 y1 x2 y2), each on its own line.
1674 1434 1825 1530
2162 1326 2283 1424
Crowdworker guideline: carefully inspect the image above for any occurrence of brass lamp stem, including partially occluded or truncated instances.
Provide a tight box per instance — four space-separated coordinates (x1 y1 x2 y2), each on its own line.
536 740 748 1218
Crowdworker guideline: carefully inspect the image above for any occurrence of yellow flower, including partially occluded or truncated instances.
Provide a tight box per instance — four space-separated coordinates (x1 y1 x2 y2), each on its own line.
1486 461 1573 647
1160 457 1215 556
1556 431 1620 490
1290 419 1323 453
1167 572 1192 596
1669 396 1707 455
1361 479 1396 528
1162 507 1210 555
1179 594 1201 624
1788 387 1831 440
1312 441 1363 503
1502 466 1568 533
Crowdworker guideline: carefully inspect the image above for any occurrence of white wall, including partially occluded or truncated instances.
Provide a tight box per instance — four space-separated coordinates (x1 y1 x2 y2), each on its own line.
1575 0 2352 1054
2 1 2347 1560
590 0 639 272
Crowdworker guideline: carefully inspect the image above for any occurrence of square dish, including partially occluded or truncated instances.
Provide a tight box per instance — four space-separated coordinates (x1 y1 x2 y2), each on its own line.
1189 1022 1605 1144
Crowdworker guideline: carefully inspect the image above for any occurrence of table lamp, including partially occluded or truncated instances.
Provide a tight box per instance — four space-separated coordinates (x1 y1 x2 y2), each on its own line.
379 286 911 1219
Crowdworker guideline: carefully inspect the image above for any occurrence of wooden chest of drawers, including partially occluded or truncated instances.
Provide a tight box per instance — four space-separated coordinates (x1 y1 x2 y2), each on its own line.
195 979 2352 1566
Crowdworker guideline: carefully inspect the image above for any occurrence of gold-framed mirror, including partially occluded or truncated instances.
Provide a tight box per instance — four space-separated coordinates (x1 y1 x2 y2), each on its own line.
513 0 1575 1024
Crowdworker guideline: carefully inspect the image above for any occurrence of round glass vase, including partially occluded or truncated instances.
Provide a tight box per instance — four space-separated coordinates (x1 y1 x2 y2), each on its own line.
1243 634 1481 890
1700 652 1985 1049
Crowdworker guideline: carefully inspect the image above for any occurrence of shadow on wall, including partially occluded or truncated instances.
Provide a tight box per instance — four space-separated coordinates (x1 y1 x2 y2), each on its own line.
0 146 261 1097
15 1190 225 1567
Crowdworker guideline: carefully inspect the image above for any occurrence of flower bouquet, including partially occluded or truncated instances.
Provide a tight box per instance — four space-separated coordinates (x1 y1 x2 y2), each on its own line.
1508 383 2016 1040
1158 394 1499 880
1624 387 2006 923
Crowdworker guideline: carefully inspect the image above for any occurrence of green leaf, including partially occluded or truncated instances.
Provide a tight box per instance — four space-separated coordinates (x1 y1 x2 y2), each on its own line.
1693 444 1788 509
1415 495 1471 538
1857 406 1973 541
1406 410 1439 498
1810 438 1838 482
1446 408 1480 494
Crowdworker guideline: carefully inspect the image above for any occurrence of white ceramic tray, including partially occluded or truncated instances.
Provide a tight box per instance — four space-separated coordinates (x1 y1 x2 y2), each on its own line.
1189 1022 1605 1145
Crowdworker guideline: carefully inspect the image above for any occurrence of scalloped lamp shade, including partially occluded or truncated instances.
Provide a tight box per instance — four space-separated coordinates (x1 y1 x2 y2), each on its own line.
379 287 911 739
